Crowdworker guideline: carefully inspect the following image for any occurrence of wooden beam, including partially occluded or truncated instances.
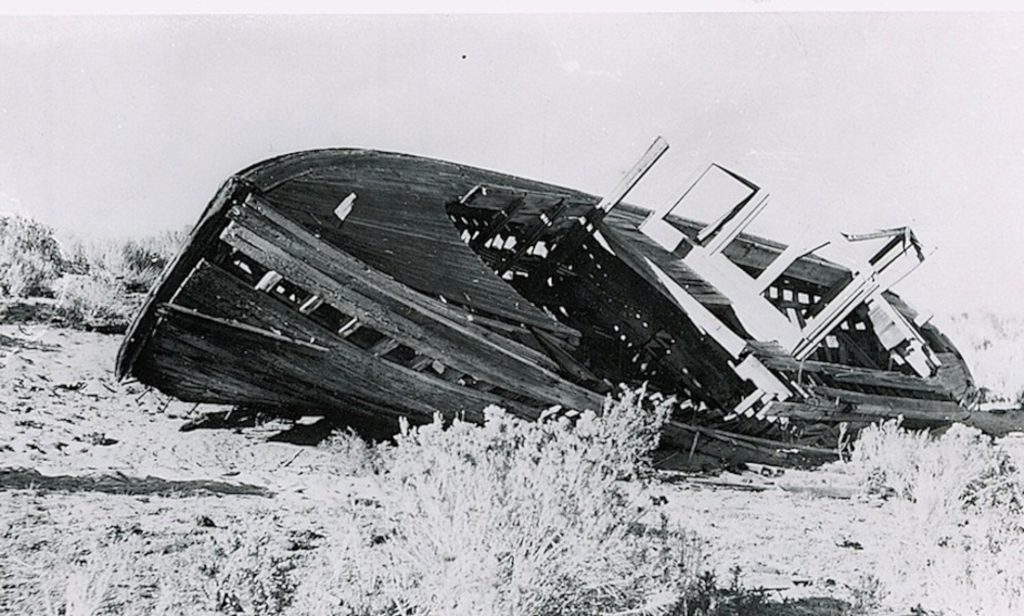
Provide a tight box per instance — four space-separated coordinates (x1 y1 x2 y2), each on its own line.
408 354 434 371
595 136 669 213
368 337 402 358
469 194 526 251
754 239 831 294
155 302 329 352
661 419 838 462
298 295 324 315
338 317 361 337
765 401 879 424
809 386 969 422
702 192 770 255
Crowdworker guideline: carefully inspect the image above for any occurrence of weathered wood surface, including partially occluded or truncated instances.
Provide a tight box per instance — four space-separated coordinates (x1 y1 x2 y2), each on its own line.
176 257 541 420
253 154 579 337
235 149 853 303
806 386 970 423
158 302 329 351
117 147 985 469
219 196 603 412
117 177 245 379
746 341 956 400
145 271 540 423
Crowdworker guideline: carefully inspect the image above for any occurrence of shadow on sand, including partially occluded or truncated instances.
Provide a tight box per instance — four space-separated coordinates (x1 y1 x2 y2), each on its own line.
0 467 272 497
765 596 857 615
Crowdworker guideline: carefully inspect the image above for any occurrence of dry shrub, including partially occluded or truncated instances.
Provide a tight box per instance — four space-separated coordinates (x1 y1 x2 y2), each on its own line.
0 215 65 298
320 429 385 477
61 228 185 295
934 311 1024 405
14 512 303 616
199 515 300 615
12 390 707 616
848 420 1024 615
33 536 171 616
50 228 184 328
0 212 185 330
292 389 706 616
53 273 134 327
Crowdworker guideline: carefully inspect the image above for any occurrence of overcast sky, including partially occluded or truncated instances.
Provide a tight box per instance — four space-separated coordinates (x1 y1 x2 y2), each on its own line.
1 12 1022 315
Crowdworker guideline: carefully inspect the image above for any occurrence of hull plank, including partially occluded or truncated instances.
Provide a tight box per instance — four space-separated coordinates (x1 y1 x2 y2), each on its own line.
116 177 243 379
260 157 580 337
747 341 957 400
156 267 540 423
808 386 969 424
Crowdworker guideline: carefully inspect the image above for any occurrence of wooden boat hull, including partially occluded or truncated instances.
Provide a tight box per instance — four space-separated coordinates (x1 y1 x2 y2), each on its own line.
117 148 978 468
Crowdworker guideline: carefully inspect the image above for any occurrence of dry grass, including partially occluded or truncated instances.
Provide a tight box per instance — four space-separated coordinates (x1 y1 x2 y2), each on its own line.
844 420 1024 615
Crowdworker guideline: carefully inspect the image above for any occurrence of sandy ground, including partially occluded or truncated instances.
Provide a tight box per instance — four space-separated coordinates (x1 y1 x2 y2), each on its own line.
3 323 1021 613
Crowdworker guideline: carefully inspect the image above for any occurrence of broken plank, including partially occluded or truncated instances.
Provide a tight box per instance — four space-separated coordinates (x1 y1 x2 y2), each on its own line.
298 295 324 314
255 270 284 292
155 303 329 352
765 401 880 425
168 261 536 420
408 354 434 371
595 136 670 213
220 207 602 412
239 195 579 361
660 419 838 468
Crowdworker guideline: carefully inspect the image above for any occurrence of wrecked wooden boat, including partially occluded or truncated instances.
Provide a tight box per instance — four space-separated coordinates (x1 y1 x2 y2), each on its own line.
116 138 979 468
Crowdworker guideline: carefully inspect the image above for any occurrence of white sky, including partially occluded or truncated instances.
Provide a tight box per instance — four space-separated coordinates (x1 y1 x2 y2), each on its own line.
1 12 1022 315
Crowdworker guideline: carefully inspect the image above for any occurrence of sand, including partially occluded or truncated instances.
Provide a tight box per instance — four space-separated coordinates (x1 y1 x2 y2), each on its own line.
5 323 1021 613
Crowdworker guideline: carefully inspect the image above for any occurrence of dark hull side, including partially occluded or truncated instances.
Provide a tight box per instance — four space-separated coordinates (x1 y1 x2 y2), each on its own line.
117 149 977 468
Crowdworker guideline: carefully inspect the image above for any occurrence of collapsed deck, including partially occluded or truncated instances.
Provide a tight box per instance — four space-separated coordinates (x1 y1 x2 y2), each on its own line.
117 141 978 468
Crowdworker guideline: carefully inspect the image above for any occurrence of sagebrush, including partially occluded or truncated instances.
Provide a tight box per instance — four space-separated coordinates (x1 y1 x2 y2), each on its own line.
0 212 185 327
0 215 65 298
847 420 1024 615
293 389 705 616
934 311 1024 405
14 390 718 616
61 230 184 294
